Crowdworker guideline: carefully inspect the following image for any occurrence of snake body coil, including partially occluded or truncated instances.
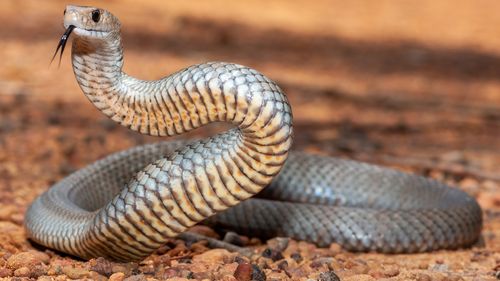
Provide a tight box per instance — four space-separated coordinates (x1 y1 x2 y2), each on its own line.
25 6 482 261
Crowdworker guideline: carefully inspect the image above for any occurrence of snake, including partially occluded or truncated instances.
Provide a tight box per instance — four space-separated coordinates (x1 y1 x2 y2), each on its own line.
24 5 482 262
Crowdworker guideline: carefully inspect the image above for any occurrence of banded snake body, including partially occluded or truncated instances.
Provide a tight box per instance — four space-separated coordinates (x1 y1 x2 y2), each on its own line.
25 5 482 262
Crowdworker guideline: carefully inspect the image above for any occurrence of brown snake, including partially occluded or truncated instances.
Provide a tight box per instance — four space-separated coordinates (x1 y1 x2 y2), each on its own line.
24 5 482 262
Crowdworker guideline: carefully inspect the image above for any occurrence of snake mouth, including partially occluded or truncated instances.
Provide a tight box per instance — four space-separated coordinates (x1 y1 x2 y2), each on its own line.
51 25 75 66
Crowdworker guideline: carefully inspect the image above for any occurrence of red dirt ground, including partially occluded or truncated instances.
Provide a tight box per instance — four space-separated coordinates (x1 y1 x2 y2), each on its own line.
0 1 499 280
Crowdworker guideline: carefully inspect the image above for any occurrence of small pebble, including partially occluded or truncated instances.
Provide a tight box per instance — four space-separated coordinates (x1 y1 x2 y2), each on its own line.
89 271 109 281
261 248 284 261
428 272 448 281
266 271 289 280
113 263 136 275
318 271 341 281
30 264 49 278
290 252 303 263
13 266 30 277
277 260 288 271
285 266 308 278
218 262 239 277
157 267 180 279
351 263 370 274
192 249 233 264
28 250 51 264
123 273 147 281
109 272 126 281
61 266 90 279
0 267 12 278
234 256 248 264
328 243 342 255
139 263 156 274
431 263 449 272
448 275 465 281
310 257 335 268
0 206 16 221
192 270 212 280
415 273 432 281
251 264 266 281
221 275 237 281
89 257 114 276
266 237 289 253
382 265 400 277
418 260 429 269
234 262 252 281
6 252 40 269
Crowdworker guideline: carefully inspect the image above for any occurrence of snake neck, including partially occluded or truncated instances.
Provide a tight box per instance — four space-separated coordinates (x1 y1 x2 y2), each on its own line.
71 32 292 138
71 34 127 117
70 32 293 163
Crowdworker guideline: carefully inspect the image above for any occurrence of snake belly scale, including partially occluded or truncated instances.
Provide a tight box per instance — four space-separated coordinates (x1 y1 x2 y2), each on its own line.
25 5 482 262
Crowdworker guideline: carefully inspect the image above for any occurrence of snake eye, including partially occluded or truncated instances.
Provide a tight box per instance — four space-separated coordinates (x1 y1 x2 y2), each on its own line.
91 9 101 23
63 9 66 15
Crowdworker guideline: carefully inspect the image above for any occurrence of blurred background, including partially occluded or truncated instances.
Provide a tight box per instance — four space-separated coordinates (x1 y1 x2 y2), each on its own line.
1 0 499 176
0 0 499 278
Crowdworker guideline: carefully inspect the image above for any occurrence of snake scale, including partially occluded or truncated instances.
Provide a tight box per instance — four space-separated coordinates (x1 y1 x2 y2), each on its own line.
25 5 482 262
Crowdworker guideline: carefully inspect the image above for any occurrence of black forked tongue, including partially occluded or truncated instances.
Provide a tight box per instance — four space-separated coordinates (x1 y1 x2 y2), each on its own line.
50 25 75 67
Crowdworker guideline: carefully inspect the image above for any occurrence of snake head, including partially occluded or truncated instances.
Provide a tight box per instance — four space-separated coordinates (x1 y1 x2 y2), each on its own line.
51 5 120 65
63 5 121 37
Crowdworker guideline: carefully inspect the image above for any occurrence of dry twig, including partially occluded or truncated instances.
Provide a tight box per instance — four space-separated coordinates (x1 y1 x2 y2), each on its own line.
178 232 256 258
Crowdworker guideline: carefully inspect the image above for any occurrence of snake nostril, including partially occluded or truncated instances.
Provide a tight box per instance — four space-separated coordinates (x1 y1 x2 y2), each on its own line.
63 9 66 15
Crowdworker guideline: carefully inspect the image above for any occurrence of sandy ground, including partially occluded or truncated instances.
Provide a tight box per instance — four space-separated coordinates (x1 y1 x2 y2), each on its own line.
0 0 499 280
